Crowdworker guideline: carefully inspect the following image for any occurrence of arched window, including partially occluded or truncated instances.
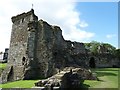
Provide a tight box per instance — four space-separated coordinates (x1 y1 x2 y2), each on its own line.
22 57 26 65
21 18 24 23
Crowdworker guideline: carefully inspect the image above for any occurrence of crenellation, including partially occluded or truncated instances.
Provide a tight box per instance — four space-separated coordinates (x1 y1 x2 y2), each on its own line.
11 9 38 23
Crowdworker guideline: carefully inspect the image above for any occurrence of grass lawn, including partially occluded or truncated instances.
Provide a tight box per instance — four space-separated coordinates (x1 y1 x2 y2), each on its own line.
0 80 39 88
83 68 120 88
0 67 119 88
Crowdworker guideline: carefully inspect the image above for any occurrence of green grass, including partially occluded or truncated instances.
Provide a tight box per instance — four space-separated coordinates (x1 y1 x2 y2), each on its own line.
0 80 39 88
83 68 119 88
0 63 7 69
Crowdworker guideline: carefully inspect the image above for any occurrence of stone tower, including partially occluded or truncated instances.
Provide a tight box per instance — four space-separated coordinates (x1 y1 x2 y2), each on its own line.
2 9 39 83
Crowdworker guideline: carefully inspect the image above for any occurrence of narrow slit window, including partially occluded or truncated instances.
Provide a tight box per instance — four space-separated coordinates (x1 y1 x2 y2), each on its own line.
22 57 26 65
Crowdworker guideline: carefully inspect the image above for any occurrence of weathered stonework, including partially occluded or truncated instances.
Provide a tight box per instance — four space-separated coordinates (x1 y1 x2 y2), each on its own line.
2 9 89 83
1 9 119 83
35 67 97 89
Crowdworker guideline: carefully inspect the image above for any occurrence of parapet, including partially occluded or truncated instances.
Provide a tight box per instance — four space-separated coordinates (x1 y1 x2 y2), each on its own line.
11 9 38 23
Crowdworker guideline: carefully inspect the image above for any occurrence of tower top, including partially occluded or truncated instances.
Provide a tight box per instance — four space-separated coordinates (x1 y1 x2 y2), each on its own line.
11 9 38 23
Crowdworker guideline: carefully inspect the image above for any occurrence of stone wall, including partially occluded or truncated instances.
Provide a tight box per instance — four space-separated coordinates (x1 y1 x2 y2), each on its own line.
34 19 88 78
88 53 119 68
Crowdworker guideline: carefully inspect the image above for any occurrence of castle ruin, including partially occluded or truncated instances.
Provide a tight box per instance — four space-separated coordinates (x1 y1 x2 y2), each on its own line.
2 9 119 83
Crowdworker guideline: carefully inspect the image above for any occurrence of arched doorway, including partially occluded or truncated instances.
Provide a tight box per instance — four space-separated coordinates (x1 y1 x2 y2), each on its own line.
89 57 96 68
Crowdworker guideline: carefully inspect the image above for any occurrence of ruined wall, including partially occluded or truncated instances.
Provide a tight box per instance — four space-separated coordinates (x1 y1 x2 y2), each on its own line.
64 41 88 67
88 53 119 68
34 19 89 78
3 8 88 81
35 20 57 78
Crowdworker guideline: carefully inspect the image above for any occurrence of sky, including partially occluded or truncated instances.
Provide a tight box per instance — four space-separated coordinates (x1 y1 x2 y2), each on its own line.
0 0 118 52
75 2 118 47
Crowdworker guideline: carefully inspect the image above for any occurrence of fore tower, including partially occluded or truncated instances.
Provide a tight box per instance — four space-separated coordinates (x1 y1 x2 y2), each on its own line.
2 9 38 83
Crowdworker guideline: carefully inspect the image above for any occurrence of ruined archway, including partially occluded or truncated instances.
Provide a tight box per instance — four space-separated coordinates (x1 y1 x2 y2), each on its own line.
89 57 96 68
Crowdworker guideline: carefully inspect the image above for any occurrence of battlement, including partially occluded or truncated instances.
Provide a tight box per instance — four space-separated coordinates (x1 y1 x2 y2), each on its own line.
11 9 38 23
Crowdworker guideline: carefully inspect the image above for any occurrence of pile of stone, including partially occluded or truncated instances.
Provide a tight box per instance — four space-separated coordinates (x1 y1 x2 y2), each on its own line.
35 67 97 89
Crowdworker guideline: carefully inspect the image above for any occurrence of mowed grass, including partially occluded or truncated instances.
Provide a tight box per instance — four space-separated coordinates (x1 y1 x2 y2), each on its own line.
83 68 120 88
0 80 39 88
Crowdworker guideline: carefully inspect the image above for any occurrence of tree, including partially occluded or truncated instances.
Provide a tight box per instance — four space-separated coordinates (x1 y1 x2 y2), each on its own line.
101 43 116 54
84 41 116 54
85 41 100 54
90 41 100 54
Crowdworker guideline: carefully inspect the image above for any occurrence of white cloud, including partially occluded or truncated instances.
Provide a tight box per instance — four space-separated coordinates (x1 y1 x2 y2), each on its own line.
64 28 94 42
79 21 88 28
106 34 116 39
0 0 94 51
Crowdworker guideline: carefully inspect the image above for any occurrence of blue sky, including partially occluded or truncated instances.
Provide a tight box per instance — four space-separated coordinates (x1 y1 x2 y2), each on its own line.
75 2 118 48
0 0 118 52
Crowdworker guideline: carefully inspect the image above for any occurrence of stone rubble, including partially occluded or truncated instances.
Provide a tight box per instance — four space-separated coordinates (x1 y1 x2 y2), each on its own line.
35 67 97 89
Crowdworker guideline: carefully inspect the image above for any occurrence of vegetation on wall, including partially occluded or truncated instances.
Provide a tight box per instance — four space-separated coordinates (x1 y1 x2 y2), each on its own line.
84 41 116 55
114 49 120 61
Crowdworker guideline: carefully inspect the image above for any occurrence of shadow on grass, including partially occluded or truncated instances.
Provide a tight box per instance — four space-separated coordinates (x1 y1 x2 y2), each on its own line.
80 83 90 90
91 68 119 72
95 71 117 77
97 79 105 82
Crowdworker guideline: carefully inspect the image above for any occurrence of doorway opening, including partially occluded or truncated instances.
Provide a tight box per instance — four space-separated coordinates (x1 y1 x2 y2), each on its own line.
89 57 96 68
